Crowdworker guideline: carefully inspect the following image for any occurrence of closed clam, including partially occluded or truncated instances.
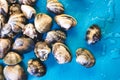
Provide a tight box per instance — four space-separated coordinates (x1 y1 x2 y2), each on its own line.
45 30 66 44
0 14 5 29
52 42 71 64
21 5 36 19
0 38 11 59
3 51 22 65
86 24 101 44
76 48 95 68
8 13 26 33
55 14 77 30
19 0 36 6
0 0 8 15
12 37 35 53
27 59 46 77
34 13 52 33
3 65 26 80
23 23 37 39
47 0 64 14
0 65 4 80
34 42 51 61
9 4 21 15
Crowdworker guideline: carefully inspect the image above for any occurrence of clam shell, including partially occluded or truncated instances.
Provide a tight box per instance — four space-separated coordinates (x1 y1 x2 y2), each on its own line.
45 30 66 44
3 51 22 65
9 4 21 15
21 5 36 19
52 42 71 64
34 42 51 61
86 24 101 44
0 65 4 80
0 0 8 15
12 37 35 53
76 48 95 68
0 38 11 59
0 14 5 29
19 0 36 6
27 59 46 77
55 14 77 30
3 65 26 80
34 13 52 33
23 23 37 39
7 0 17 3
47 0 64 14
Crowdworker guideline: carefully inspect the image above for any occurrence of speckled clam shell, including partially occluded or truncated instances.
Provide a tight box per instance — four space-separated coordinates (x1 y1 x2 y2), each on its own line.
47 0 64 14
0 14 5 29
34 42 51 61
19 0 36 6
76 48 95 68
55 14 77 30
0 38 11 59
0 65 4 80
23 23 37 39
8 13 26 33
34 13 52 33
52 42 71 64
45 30 66 44
3 52 22 65
9 4 21 15
86 24 101 44
21 5 36 19
12 37 35 53
0 0 8 15
3 65 26 80
27 59 46 77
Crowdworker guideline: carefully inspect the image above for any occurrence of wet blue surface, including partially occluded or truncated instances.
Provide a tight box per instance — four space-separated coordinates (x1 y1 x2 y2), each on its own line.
1 0 120 80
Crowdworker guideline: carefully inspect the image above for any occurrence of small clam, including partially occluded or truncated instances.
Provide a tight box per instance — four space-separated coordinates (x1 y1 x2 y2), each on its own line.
8 13 26 33
7 0 17 4
3 51 22 65
27 59 46 77
19 0 36 6
0 38 11 59
76 48 95 68
9 4 21 15
23 23 37 39
4 65 26 80
47 0 64 14
0 14 5 29
86 24 101 44
45 30 66 44
52 42 71 64
21 5 36 19
12 37 35 53
55 14 77 30
34 13 52 33
0 0 8 15
34 42 51 61
0 65 4 80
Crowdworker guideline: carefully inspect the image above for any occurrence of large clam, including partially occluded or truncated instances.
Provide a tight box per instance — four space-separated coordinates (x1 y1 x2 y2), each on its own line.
0 0 8 16
19 0 36 6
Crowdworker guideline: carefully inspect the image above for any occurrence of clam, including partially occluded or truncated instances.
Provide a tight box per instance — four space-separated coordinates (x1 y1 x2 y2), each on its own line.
8 13 26 33
0 65 4 80
0 0 8 15
86 24 101 44
27 59 46 77
23 23 37 39
9 4 21 15
21 5 36 19
52 42 71 64
19 0 36 6
0 14 5 29
55 14 77 30
12 37 35 53
3 51 22 65
76 48 95 68
0 38 11 59
34 13 52 33
34 42 51 61
3 65 26 80
7 0 17 4
47 0 64 14
45 30 66 44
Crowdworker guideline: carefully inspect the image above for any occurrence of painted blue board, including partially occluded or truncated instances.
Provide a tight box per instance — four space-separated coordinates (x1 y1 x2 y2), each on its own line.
1 0 120 80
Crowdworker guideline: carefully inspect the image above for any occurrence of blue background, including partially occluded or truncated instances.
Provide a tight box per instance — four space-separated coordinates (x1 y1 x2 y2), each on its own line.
1 0 120 80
